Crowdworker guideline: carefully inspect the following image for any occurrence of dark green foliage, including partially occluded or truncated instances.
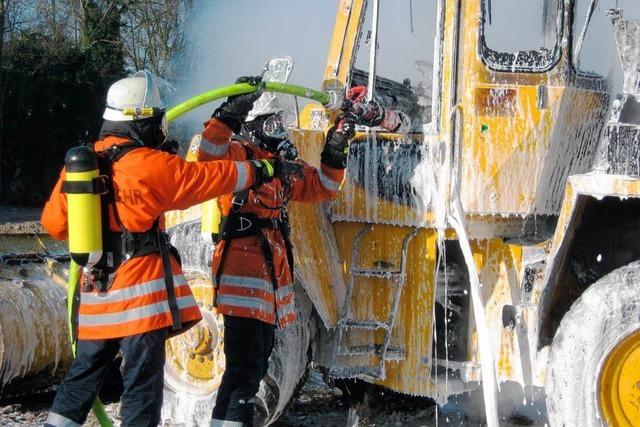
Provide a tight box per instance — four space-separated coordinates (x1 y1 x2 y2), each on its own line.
0 2 126 206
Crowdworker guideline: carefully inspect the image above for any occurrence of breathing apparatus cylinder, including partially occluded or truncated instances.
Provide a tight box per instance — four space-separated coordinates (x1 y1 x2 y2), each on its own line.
62 146 103 267
201 198 221 245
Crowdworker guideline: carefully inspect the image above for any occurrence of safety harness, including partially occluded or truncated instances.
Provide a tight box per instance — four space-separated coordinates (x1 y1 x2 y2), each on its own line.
213 144 295 302
65 142 182 331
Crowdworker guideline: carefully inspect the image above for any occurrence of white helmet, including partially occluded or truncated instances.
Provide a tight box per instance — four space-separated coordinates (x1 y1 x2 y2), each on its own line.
103 70 174 122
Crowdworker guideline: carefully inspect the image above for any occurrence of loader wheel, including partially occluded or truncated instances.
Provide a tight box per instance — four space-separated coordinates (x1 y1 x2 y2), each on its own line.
546 261 640 426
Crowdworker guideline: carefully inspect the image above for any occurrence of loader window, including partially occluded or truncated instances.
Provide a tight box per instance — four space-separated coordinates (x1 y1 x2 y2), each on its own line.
351 0 440 130
480 0 563 72
573 0 640 78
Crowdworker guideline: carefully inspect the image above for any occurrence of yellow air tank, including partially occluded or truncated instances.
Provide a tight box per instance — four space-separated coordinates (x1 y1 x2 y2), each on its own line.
200 198 221 245
61 146 103 267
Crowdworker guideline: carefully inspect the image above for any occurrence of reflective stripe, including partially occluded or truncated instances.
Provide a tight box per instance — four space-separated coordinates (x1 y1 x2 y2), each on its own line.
79 295 197 326
319 169 341 191
220 274 272 293
200 139 229 156
45 412 81 427
217 294 274 313
211 419 243 427
81 275 188 305
275 283 294 301
234 161 250 192
277 299 297 320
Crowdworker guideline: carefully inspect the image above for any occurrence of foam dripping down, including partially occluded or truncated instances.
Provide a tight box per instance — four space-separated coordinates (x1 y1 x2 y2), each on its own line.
449 193 500 427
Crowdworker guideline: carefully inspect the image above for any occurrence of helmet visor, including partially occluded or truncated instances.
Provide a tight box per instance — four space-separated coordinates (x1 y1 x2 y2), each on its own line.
262 111 288 139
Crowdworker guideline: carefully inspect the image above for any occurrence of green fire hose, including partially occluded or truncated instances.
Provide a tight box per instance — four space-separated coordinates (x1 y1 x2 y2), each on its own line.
67 80 334 427
67 262 112 427
166 81 335 122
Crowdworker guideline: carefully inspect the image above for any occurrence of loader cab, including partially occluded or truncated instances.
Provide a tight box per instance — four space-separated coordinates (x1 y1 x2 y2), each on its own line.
324 0 613 237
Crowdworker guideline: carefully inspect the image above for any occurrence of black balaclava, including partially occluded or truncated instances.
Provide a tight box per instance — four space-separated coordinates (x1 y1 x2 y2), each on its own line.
99 114 165 149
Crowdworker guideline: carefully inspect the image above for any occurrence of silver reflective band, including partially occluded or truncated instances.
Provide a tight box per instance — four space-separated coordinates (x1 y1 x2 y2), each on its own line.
319 170 341 191
216 294 274 313
277 299 296 319
211 419 243 427
200 139 230 156
79 295 197 326
275 283 294 301
220 274 273 293
234 161 250 192
81 275 188 305
45 412 82 427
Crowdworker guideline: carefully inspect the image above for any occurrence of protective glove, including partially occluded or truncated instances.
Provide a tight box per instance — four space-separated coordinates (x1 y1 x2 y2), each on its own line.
275 158 305 181
212 76 263 133
321 113 357 169
250 158 306 188
158 139 180 155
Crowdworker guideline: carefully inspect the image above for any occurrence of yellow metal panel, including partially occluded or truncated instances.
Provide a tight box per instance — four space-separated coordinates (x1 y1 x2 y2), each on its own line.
288 129 348 326
332 222 438 396
455 0 608 217
466 239 525 384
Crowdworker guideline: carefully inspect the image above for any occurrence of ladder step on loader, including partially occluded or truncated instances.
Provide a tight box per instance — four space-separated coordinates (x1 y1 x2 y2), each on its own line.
330 224 420 380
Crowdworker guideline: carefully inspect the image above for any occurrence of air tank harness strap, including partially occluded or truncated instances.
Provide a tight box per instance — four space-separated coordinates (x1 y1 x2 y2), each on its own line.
61 178 107 195
156 221 182 331
214 211 283 297
95 142 182 331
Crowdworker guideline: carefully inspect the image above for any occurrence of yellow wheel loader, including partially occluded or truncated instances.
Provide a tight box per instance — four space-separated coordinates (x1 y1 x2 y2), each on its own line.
3 0 640 425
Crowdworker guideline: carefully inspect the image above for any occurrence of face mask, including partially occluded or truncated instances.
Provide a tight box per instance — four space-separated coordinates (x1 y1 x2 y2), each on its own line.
262 112 288 140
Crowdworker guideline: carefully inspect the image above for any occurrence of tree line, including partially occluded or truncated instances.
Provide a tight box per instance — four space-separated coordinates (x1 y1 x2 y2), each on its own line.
0 0 192 206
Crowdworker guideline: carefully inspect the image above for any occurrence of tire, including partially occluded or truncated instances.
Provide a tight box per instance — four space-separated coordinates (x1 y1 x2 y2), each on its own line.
162 221 315 426
546 260 640 426
256 281 315 426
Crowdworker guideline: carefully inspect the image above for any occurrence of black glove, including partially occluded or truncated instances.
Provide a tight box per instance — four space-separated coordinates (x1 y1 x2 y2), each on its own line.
212 76 263 133
321 114 357 169
158 139 180 155
275 158 305 181
250 158 306 188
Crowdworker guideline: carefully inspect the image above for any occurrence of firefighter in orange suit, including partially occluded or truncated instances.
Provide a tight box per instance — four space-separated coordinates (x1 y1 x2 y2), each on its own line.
42 72 279 427
196 77 357 426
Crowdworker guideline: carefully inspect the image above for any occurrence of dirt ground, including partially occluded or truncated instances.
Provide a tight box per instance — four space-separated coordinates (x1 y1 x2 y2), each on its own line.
0 369 546 427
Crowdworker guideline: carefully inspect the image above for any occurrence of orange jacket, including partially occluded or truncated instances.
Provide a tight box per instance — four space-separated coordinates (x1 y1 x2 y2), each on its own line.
42 135 256 339
196 118 344 327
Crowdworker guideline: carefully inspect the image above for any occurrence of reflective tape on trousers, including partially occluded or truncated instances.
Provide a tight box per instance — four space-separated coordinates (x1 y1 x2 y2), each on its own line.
78 295 197 326
211 419 243 427
80 274 188 305
45 412 81 427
